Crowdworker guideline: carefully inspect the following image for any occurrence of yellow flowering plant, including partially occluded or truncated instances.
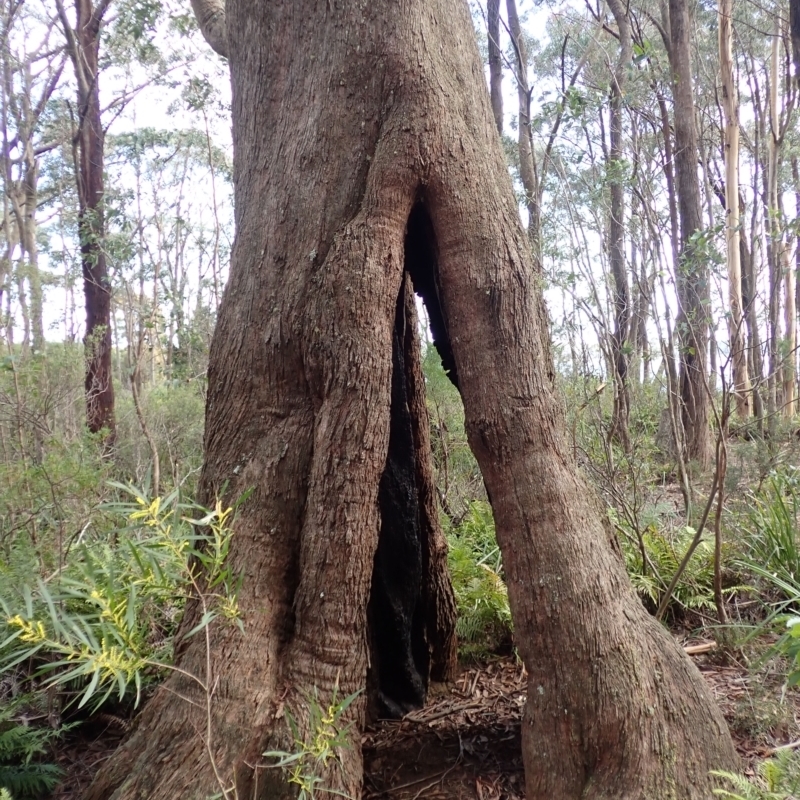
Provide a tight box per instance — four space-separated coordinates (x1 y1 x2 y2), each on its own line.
0 484 246 711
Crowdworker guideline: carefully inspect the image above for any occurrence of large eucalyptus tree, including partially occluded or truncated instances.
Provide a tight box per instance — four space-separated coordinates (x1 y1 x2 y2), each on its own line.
86 2 737 798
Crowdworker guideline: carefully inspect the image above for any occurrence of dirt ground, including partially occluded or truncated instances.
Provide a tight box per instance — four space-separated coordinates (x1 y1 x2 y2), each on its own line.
48 633 800 800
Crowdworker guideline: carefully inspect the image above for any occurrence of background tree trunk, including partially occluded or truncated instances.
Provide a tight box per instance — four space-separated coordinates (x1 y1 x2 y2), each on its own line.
506 0 539 253
87 3 737 798
669 0 712 467
719 0 750 418
487 0 503 135
606 0 632 451
57 0 116 440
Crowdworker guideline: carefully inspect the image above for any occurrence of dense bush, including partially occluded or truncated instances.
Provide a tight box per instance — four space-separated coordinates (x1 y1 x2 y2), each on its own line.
0 487 240 711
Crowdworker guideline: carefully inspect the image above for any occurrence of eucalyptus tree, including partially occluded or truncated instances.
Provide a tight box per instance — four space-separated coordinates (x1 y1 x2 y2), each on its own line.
106 127 232 382
55 0 116 439
86 1 737 798
606 0 633 450
667 0 713 468
719 0 750 417
54 0 203 439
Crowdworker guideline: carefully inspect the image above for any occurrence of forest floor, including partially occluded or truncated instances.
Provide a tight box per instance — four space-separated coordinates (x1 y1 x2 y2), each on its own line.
50 633 800 800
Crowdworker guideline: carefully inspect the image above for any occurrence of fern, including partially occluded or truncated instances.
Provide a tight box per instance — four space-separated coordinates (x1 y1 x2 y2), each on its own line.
713 750 800 799
446 501 512 655
614 513 740 614
0 700 61 799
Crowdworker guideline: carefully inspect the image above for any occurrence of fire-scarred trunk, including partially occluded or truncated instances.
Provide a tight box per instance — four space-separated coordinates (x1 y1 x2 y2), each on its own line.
85 3 737 799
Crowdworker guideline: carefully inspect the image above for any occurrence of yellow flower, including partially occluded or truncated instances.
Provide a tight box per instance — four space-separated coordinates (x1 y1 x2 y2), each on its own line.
8 615 46 643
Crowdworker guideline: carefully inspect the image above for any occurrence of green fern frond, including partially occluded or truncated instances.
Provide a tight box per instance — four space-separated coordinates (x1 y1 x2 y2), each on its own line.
447 502 512 653
0 701 61 799
712 750 800 799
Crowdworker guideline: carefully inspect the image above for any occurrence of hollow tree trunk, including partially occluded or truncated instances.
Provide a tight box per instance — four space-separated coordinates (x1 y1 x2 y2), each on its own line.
86 3 737 799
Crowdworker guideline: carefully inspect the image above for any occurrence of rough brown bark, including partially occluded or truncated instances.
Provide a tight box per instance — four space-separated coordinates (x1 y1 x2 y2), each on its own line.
668 0 711 468
57 0 115 440
86 3 737 799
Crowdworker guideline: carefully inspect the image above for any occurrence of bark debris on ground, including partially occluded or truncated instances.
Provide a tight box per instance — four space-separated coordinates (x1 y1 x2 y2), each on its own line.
51 643 800 799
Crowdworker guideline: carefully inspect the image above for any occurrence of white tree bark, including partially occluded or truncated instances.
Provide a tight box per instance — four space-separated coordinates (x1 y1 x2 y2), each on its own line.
719 0 750 417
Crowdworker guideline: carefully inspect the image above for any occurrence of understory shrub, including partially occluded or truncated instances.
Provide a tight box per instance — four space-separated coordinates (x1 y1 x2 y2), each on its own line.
264 685 361 800
0 486 241 711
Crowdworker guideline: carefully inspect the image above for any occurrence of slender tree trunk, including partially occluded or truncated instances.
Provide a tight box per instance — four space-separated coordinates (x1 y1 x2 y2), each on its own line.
794 157 800 407
656 88 680 271
766 19 782 429
719 0 750 417
606 0 632 451
87 3 737 798
57 0 116 440
506 0 539 255
668 0 712 467
791 0 800 86
22 163 44 353
487 0 503 135
740 201 765 424
782 224 796 415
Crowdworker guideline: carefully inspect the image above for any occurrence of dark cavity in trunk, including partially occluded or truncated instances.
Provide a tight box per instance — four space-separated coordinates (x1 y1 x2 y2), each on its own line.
368 203 455 718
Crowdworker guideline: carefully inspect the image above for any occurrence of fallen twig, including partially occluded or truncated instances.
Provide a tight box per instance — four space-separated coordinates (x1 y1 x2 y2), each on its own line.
683 642 717 655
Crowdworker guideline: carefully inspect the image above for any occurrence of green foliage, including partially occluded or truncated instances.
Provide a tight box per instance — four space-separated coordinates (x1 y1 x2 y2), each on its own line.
422 347 483 521
115 382 206 495
422 349 512 656
0 699 61 799
744 467 800 587
614 512 731 613
446 501 512 655
713 750 800 799
0 346 113 572
264 686 361 800
0 486 241 711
